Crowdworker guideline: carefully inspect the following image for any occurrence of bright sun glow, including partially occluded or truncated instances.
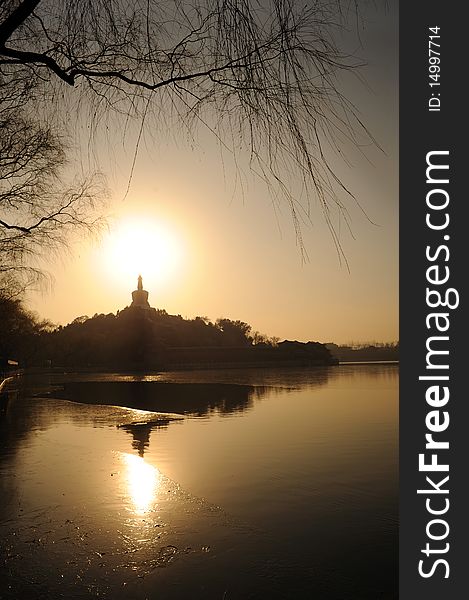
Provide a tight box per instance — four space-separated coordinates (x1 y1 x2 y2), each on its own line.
124 453 160 515
104 218 183 286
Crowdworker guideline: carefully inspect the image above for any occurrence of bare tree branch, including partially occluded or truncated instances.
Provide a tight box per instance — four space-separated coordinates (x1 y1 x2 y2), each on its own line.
0 0 378 293
0 81 107 294
0 0 41 46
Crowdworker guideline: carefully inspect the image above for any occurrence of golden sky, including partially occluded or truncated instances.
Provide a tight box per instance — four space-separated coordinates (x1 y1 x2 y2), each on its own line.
27 6 398 345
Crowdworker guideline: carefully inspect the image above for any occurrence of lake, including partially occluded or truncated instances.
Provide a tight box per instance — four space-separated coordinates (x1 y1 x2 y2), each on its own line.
0 364 398 599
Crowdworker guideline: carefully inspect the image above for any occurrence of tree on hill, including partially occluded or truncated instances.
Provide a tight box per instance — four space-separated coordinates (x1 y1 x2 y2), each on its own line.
216 318 252 346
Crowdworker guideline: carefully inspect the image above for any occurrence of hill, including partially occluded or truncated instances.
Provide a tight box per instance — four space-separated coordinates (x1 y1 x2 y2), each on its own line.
37 306 336 370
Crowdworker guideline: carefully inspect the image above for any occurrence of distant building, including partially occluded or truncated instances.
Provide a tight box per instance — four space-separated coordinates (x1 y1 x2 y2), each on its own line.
131 275 151 309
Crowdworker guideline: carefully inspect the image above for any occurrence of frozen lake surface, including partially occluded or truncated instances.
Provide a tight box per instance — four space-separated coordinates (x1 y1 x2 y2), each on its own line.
0 364 398 599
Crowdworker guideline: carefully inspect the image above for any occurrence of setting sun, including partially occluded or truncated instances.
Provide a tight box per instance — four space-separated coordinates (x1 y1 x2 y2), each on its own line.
103 218 183 286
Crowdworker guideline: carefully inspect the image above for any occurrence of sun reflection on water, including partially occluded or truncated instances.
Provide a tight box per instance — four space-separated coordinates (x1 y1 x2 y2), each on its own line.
123 453 160 515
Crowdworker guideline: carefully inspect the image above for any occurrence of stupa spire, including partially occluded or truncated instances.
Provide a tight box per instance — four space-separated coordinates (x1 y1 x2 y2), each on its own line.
131 275 150 309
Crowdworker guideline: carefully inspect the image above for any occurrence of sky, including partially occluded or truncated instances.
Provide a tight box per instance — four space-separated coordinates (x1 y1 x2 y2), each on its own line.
27 3 398 345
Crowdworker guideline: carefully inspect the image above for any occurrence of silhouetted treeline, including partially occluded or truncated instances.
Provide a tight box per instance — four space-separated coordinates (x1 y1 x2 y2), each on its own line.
325 342 399 362
2 299 336 370
41 308 274 368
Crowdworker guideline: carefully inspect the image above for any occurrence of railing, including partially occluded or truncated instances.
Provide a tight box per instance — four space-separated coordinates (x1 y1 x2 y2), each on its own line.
1 359 20 382
0 360 21 413
0 375 17 393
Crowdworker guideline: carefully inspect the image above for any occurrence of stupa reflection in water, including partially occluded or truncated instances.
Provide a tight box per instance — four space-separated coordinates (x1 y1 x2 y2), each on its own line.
120 422 154 457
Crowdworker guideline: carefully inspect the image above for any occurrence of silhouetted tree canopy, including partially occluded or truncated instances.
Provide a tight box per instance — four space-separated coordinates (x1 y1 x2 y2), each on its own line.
0 292 51 362
1 0 376 292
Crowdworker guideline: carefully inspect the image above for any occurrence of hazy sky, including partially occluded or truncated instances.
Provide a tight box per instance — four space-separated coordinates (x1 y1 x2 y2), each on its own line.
27 3 398 345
